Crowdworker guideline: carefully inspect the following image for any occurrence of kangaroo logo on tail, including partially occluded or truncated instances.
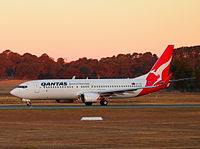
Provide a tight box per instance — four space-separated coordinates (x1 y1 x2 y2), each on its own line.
138 45 174 96
147 57 172 86
147 45 174 86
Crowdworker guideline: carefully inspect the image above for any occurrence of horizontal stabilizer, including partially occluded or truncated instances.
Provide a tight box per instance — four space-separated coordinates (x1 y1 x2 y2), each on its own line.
170 77 196 82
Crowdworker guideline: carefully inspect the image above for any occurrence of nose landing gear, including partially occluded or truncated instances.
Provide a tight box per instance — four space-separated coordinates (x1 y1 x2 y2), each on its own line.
22 99 32 107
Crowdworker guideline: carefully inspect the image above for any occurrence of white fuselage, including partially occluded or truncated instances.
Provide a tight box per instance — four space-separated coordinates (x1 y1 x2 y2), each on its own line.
10 74 147 100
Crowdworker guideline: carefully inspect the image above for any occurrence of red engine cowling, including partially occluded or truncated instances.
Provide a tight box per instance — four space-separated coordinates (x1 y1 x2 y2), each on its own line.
80 93 102 103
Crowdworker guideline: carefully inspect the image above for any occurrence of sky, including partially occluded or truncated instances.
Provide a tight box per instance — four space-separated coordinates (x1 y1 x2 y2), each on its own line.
0 0 199 61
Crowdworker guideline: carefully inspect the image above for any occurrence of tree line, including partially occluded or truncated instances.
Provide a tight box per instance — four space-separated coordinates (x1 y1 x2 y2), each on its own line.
0 46 199 91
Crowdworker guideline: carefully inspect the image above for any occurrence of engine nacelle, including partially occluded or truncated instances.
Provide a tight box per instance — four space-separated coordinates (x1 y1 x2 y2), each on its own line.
80 92 102 103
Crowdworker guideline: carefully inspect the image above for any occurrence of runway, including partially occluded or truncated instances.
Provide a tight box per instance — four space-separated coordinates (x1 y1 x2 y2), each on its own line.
0 104 200 110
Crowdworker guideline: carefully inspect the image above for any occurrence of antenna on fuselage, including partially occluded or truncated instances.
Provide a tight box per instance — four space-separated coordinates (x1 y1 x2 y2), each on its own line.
72 76 76 79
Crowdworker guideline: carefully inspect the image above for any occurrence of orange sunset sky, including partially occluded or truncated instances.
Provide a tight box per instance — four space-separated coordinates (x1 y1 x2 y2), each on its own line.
0 0 199 61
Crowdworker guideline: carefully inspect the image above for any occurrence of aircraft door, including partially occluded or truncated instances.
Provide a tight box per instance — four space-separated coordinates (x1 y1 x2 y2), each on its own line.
34 83 40 93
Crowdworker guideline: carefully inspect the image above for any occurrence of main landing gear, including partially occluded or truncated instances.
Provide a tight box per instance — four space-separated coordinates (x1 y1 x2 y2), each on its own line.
22 99 32 107
84 99 109 106
100 99 108 106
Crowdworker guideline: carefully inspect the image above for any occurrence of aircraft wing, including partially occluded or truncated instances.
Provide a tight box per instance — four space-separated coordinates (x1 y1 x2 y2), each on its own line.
98 85 160 97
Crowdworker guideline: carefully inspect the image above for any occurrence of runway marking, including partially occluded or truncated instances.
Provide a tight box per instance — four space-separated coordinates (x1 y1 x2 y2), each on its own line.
0 104 200 110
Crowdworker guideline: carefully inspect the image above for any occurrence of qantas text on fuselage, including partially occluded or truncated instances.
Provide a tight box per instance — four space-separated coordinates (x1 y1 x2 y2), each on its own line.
10 45 174 106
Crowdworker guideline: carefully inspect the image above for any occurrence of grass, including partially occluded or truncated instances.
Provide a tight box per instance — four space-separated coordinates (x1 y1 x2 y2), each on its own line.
0 108 200 149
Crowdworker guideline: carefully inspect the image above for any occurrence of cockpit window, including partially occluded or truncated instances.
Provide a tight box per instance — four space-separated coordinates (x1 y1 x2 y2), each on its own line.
17 86 28 88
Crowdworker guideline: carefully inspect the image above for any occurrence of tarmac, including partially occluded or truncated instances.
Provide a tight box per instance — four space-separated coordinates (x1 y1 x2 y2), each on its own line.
0 104 200 110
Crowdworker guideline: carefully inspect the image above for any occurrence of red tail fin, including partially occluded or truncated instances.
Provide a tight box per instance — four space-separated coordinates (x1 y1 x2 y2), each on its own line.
138 45 174 96
146 45 174 86
137 46 174 96
150 45 174 81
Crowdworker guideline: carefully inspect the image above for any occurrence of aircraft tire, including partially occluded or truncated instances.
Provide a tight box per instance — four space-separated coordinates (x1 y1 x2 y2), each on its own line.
26 102 32 107
100 100 108 106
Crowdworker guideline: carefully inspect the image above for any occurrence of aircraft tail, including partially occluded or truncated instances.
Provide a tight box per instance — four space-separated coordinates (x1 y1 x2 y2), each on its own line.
137 45 174 96
146 45 174 86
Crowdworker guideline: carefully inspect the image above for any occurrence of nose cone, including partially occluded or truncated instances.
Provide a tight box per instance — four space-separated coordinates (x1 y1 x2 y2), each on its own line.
10 88 20 97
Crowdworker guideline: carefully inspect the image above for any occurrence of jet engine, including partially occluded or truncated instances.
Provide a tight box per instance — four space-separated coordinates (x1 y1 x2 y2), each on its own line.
80 92 102 103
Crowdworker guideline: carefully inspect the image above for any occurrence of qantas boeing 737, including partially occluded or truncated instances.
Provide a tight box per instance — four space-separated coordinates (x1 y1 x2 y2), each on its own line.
10 45 174 106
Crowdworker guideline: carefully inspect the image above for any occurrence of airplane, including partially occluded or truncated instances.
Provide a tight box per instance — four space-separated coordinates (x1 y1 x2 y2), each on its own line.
10 45 174 106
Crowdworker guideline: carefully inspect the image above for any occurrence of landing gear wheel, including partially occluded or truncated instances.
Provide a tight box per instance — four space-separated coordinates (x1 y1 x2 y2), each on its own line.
100 100 108 106
26 101 32 107
85 102 93 106
22 99 32 107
